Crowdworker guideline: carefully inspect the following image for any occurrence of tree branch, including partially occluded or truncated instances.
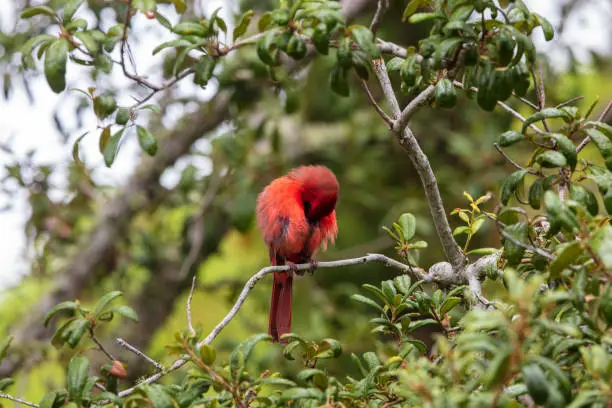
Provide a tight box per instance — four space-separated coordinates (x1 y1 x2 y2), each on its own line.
372 59 467 271
116 338 164 371
0 393 39 408
360 79 394 128
369 0 389 36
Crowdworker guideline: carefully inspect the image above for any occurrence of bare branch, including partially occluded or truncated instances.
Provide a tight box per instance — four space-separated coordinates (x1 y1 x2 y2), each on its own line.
372 60 466 270
116 338 164 371
360 79 394 128
0 393 39 408
373 58 401 116
377 39 408 58
369 0 389 36
187 275 197 337
393 85 435 132
90 331 116 361
120 1 160 91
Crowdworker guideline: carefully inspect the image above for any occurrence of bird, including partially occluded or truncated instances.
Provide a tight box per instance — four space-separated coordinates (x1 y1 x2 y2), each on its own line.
256 165 339 343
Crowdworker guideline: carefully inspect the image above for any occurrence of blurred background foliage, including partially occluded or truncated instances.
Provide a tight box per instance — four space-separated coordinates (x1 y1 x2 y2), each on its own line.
0 0 610 401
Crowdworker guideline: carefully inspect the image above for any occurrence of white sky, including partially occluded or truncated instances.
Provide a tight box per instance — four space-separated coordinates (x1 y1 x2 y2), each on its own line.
0 0 610 290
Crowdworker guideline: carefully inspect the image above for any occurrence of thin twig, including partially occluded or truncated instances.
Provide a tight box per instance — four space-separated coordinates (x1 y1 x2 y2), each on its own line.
494 144 540 176
120 1 160 91
555 96 584 109
116 338 164 371
360 79 394 128
90 331 115 361
512 92 539 110
532 63 550 132
369 0 389 36
453 81 546 134
187 275 197 336
0 393 39 408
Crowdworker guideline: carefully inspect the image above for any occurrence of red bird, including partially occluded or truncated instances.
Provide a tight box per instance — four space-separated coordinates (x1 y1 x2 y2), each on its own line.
256 165 339 342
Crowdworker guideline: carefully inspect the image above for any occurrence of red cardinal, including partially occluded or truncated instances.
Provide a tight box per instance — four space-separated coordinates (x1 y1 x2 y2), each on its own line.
256 165 339 342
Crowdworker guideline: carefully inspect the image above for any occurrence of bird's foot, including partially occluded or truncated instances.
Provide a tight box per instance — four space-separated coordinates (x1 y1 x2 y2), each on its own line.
286 261 298 274
308 259 318 276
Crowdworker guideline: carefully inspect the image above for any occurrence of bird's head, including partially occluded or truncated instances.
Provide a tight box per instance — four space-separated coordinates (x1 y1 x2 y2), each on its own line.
290 165 339 222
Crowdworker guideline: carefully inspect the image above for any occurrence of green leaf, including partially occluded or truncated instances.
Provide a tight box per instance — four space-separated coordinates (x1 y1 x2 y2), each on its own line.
108 305 139 322
93 291 122 317
315 338 342 359
93 93 117 119
256 29 280 66
381 280 397 304
312 23 330 55
66 319 90 348
533 13 554 41
136 126 158 156
548 133 577 170
257 377 297 387
522 364 550 404
483 347 512 388
434 78 457 109
528 179 544 209
0 336 13 362
536 151 567 168
141 384 176 408
500 169 528 205
199 344 216 365
585 128 612 171
0 378 14 391
410 240 428 249
398 213 416 241
63 0 85 22
549 241 582 277
591 224 612 269
173 22 207 37
466 247 499 256
386 57 404 72
329 64 349 97
499 130 523 147
258 12 273 32
103 128 125 167
43 301 78 326
402 0 423 21
350 25 380 58
39 391 67 408
522 108 572 133
279 388 324 403
133 0 156 14
409 12 443 24
526 355 571 402
229 333 272 378
21 5 57 19
440 297 462 316
233 10 254 41
66 356 89 404
351 294 383 312
44 38 70 93
74 31 98 54
407 318 437 331
453 225 470 236
152 39 191 55
503 222 528 266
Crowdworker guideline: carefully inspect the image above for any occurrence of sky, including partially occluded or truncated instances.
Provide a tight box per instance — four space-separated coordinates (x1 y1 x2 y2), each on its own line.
0 0 611 290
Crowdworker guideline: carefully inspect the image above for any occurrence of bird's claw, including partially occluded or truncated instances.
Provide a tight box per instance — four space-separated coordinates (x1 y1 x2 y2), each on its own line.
286 261 298 274
308 259 318 276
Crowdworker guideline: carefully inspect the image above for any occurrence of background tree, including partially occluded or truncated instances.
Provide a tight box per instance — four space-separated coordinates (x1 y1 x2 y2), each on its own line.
0 0 611 406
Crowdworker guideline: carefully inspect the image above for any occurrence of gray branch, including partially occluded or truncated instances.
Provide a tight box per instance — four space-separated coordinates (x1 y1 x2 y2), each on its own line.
372 58 467 271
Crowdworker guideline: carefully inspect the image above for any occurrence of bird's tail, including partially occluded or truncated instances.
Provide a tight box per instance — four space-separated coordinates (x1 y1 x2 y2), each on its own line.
269 272 293 343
